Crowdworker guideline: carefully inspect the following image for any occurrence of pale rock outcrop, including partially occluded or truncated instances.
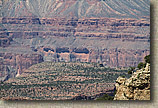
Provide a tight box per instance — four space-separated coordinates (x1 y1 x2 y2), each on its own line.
114 63 150 100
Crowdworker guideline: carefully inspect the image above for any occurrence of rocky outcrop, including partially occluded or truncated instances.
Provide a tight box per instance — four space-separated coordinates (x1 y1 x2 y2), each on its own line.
114 63 150 100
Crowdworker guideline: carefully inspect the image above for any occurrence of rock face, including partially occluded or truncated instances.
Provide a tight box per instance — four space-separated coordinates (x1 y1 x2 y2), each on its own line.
0 24 12 47
0 53 44 81
114 63 150 100
39 47 149 68
0 17 150 68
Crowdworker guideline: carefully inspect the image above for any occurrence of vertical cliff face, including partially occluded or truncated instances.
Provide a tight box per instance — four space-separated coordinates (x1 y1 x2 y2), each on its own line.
0 53 44 81
114 63 150 100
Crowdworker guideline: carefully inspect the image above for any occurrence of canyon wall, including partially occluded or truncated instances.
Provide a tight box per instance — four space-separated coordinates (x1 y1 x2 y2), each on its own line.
0 0 150 79
0 17 150 68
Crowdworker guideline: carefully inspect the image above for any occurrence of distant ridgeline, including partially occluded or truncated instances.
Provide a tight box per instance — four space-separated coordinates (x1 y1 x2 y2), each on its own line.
0 0 150 18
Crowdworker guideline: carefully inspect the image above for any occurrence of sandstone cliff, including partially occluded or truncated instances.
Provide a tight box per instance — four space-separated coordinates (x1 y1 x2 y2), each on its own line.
114 63 150 100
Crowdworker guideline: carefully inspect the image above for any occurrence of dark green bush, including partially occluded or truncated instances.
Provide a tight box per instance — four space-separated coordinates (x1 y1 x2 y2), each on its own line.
144 55 150 63
128 67 135 74
96 93 114 100
137 62 144 69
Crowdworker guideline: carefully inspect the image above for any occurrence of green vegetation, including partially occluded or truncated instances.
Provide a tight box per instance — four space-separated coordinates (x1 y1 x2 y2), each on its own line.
144 55 150 64
121 75 125 78
137 62 144 69
128 55 150 74
96 90 116 100
128 67 135 74
96 93 114 100
0 62 129 100
137 55 150 69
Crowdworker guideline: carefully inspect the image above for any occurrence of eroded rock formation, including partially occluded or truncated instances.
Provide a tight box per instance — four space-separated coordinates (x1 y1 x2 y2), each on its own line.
114 63 150 100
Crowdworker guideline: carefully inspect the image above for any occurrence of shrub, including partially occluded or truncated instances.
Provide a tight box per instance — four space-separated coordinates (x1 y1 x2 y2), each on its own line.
137 62 144 69
144 55 150 63
121 75 125 78
96 93 114 100
128 67 135 74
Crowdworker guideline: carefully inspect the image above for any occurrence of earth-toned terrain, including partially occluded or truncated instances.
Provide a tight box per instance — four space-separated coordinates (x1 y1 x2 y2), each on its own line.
114 63 150 100
0 0 150 18
0 0 150 77
0 0 150 100
0 62 129 100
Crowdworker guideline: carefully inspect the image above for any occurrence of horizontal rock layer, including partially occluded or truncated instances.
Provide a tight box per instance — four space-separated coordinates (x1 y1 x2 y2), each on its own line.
0 17 150 69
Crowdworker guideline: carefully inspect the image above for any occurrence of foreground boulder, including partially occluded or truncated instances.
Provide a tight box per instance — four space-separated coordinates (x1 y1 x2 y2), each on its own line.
114 63 150 100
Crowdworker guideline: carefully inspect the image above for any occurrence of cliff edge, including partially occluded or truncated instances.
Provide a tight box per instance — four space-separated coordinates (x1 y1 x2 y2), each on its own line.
114 63 150 100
